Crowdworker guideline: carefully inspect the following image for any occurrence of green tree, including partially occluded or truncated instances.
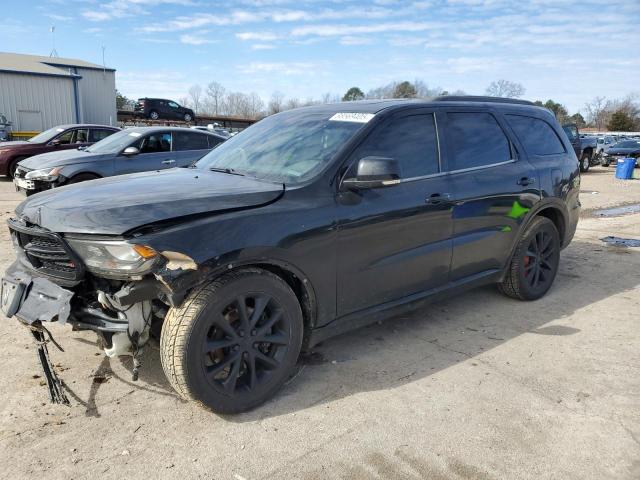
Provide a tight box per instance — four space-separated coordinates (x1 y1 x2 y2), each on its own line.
541 99 569 123
115 89 134 110
342 87 365 102
393 81 417 98
607 110 635 131
568 113 586 129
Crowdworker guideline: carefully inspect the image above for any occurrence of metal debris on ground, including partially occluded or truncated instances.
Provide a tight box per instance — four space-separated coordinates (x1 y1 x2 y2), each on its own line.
600 236 640 247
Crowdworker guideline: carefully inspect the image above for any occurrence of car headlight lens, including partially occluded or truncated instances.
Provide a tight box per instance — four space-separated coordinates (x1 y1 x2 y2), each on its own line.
66 238 158 278
25 167 63 181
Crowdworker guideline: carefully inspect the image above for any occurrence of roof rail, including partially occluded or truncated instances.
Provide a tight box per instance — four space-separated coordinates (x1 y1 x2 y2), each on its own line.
433 95 535 106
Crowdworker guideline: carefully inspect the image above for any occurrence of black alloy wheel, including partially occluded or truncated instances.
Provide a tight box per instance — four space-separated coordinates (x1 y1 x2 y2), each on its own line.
202 293 290 395
498 216 560 300
161 268 303 413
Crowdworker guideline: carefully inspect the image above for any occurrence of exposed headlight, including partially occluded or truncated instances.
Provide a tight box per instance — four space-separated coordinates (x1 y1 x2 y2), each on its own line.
25 167 63 181
66 238 158 278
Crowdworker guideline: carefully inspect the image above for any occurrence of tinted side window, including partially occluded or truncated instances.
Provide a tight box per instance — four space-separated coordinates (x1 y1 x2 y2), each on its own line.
506 115 565 156
139 133 171 153
90 129 115 143
446 112 511 170
355 114 439 178
74 128 89 144
208 135 223 149
56 130 74 145
174 131 209 151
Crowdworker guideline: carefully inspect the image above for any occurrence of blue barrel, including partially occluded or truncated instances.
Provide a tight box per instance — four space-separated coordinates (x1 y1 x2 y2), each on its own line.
615 158 637 179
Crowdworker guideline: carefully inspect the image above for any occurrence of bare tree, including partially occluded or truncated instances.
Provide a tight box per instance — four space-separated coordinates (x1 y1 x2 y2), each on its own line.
286 97 301 110
188 84 203 113
268 91 285 115
485 80 526 98
178 96 190 108
205 81 226 116
584 96 607 129
413 80 442 98
247 92 265 118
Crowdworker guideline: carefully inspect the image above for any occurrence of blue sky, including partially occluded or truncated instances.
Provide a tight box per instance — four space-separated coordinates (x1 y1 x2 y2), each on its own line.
1 0 639 114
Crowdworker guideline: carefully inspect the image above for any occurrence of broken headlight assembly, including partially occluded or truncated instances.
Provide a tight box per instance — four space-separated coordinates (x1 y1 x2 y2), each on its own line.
24 167 63 182
65 238 159 279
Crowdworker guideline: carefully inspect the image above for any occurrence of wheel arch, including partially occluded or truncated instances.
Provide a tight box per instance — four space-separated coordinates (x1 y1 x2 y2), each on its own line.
501 201 568 279
161 256 319 346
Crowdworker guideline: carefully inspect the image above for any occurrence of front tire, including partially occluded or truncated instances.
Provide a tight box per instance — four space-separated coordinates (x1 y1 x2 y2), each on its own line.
149 110 160 120
160 268 303 413
8 156 26 178
498 217 560 301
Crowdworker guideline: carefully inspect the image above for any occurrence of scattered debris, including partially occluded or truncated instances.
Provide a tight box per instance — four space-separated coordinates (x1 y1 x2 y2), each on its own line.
600 236 640 247
121 449 130 456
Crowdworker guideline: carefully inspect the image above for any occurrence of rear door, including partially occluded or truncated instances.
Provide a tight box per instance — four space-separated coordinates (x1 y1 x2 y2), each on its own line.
442 109 540 282
115 131 173 175
335 109 454 317
89 128 117 144
172 131 212 166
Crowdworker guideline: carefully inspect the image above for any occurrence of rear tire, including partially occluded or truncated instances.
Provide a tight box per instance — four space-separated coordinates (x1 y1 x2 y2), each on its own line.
184 113 193 122
498 217 560 301
160 268 303 413
579 154 590 172
149 110 159 120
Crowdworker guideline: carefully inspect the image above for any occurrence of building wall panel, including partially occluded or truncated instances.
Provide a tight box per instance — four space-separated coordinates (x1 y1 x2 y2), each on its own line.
76 68 117 126
0 73 75 130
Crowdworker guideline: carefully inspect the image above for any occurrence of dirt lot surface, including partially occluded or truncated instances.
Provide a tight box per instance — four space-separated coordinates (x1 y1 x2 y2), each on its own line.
0 166 639 480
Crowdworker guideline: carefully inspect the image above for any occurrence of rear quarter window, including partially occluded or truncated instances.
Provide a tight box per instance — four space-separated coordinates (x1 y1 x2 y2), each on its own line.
507 115 565 156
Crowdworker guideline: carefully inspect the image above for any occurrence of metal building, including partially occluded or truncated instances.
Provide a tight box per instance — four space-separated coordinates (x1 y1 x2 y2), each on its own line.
0 52 116 132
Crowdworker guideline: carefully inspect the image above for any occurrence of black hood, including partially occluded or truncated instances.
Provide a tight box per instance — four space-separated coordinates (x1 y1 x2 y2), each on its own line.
16 168 284 235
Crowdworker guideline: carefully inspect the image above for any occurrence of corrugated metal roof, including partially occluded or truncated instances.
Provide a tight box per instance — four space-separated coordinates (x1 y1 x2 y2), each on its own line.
0 52 115 77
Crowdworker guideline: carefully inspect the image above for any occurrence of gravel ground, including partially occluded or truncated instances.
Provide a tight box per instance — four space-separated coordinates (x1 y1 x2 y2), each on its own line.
0 165 639 480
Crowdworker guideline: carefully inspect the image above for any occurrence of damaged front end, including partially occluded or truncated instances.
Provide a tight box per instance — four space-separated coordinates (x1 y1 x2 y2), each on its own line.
1 217 190 403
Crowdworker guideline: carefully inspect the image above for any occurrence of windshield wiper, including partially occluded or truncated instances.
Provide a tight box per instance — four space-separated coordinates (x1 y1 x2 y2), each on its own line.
209 167 245 176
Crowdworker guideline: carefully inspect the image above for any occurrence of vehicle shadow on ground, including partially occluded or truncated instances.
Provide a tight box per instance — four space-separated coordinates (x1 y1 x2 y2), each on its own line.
67 239 640 419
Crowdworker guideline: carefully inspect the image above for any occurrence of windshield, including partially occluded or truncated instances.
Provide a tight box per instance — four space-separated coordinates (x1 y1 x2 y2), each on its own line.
86 129 139 153
195 110 367 184
28 126 66 143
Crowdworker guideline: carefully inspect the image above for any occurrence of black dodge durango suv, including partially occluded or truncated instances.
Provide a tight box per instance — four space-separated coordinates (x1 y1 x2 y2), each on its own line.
2 97 580 413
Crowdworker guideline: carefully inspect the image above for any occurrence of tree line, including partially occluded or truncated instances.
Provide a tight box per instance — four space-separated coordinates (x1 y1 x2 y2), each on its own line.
117 78 640 131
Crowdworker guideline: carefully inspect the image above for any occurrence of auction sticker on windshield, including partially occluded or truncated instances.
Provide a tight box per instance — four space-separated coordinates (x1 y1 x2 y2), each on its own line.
329 113 375 123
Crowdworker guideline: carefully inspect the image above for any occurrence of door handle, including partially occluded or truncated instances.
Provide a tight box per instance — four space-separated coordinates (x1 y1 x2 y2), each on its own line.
425 193 452 205
162 159 176 165
517 177 535 186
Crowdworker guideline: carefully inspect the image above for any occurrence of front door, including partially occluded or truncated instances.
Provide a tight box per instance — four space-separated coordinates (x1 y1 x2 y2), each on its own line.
116 132 174 175
441 109 540 281
335 110 454 317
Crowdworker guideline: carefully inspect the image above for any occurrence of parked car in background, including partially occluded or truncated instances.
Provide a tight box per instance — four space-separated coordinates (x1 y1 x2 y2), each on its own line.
562 123 581 160
601 140 640 166
191 124 231 138
596 135 616 158
2 97 579 413
0 124 120 178
134 98 195 122
0 114 11 142
13 126 226 194
578 135 598 172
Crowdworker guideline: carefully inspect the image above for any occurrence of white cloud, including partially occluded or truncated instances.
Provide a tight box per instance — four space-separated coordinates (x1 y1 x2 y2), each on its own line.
180 32 214 45
339 36 373 46
291 21 437 37
236 31 279 41
251 44 276 50
237 62 322 75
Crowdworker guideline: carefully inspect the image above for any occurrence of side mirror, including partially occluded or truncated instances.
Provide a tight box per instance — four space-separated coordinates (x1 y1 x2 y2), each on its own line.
51 139 61 146
341 156 401 190
122 146 140 156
